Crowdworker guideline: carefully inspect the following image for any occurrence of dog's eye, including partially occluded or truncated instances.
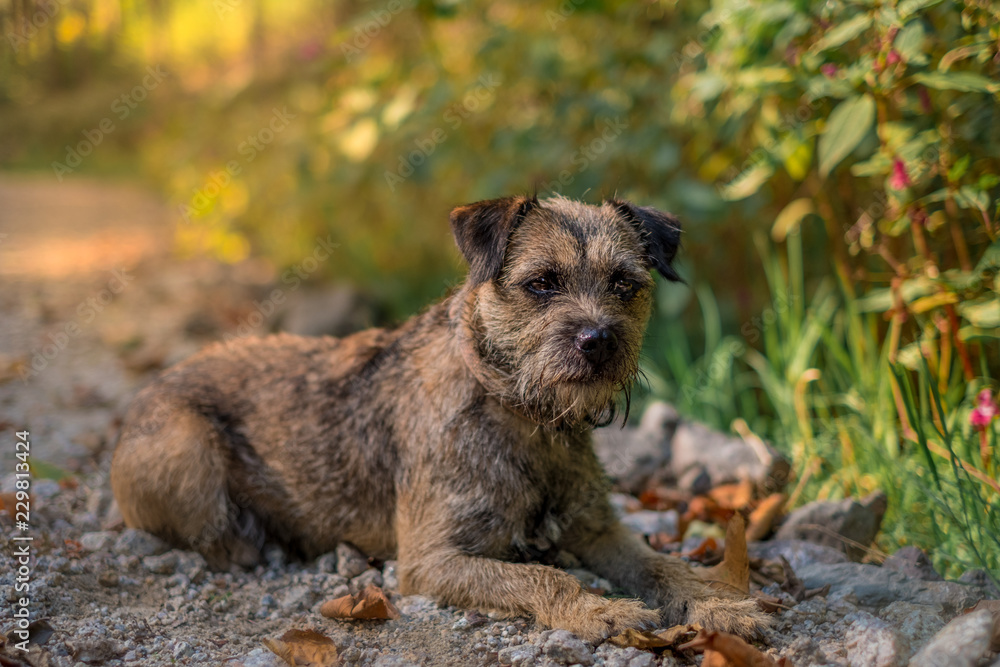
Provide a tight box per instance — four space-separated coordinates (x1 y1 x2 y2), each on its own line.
611 278 637 298
526 276 559 295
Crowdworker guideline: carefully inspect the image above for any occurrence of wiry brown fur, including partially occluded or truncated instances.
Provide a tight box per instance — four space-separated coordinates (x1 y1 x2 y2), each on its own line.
111 195 768 642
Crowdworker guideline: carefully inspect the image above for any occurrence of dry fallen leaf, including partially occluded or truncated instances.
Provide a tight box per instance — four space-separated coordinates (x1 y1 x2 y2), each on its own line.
963 600 1000 651
746 493 786 542
320 584 400 621
680 629 794 667
607 624 702 652
607 628 670 651
682 537 720 563
263 628 341 667
709 481 755 510
698 514 750 594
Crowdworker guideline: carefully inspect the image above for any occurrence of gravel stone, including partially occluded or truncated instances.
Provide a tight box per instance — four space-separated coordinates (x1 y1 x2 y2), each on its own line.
79 531 116 552
844 611 910 667
315 551 338 573
278 585 313 612
142 551 179 575
113 529 170 557
172 641 194 659
542 630 593 666
909 609 995 667
877 601 945 648
336 543 369 579
498 644 541 666
351 568 384 592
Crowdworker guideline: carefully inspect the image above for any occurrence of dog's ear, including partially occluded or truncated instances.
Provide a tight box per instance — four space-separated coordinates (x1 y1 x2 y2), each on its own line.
607 199 683 282
450 195 537 284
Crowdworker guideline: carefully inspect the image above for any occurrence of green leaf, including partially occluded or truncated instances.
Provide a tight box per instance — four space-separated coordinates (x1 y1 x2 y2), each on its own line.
955 185 990 211
897 0 945 18
947 154 970 182
894 21 927 65
974 239 1000 273
913 71 999 93
772 198 817 241
719 162 774 201
812 14 873 52
818 94 876 177
939 42 990 72
958 298 1000 328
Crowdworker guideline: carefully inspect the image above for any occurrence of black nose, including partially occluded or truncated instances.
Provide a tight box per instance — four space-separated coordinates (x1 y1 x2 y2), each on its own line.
575 327 619 366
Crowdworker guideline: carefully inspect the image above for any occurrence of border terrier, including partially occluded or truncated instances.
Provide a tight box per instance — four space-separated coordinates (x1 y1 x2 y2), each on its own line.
111 195 767 641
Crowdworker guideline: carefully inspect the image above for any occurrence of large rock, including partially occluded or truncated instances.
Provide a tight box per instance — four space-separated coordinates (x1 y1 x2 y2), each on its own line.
796 562 991 613
774 492 887 561
881 546 942 581
593 401 789 494
748 539 849 571
278 286 378 337
909 609 995 667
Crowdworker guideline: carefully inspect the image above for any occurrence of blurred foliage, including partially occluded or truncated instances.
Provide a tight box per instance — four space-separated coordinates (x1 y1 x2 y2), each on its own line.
2 0 999 572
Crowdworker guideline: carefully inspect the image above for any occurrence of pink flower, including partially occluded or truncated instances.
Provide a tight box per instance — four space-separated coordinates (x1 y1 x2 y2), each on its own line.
971 389 998 430
918 87 932 113
886 49 901 65
889 159 912 190
821 64 838 78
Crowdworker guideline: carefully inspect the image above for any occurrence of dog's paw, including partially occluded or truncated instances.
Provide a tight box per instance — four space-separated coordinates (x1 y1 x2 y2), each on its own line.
547 594 659 643
682 596 770 639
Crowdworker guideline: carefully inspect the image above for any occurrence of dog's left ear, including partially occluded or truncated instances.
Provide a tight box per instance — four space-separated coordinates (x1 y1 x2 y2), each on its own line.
607 199 683 282
450 195 537 284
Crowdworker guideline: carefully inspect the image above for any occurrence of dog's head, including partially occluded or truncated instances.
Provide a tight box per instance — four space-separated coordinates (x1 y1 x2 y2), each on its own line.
450 194 682 427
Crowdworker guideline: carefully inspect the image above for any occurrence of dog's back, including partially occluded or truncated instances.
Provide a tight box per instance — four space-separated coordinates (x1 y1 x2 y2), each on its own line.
111 328 411 567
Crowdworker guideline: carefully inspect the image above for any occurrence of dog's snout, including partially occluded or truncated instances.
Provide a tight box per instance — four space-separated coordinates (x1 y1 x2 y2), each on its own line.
575 327 619 366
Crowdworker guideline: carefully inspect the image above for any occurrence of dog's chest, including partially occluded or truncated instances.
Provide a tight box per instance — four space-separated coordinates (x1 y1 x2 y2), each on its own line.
506 431 596 563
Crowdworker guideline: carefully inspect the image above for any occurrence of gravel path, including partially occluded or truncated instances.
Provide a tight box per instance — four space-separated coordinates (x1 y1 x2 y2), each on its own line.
1 175 997 667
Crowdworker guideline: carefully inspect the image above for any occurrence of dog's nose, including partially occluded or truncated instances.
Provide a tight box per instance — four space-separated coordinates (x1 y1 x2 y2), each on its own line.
575 327 619 366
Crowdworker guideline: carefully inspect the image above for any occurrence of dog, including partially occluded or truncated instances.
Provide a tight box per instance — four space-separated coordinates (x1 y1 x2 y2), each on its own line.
111 195 767 642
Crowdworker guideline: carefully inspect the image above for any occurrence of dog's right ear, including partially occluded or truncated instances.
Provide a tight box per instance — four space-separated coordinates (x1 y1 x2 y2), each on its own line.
450 195 537 284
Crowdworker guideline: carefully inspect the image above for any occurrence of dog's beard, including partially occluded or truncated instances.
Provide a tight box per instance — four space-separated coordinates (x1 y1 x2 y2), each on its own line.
482 333 641 429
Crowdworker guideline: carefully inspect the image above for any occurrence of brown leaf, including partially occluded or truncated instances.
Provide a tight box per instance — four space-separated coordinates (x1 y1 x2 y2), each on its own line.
698 514 750 594
681 537 720 563
753 592 787 614
709 481 754 510
746 493 786 542
963 600 1000 651
607 628 670 651
680 630 794 667
778 556 805 602
607 624 702 652
656 623 702 644
264 629 341 667
320 584 400 621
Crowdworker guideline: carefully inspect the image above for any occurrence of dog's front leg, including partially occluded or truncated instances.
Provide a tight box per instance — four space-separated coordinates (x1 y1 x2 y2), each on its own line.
563 505 769 638
395 539 657 643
